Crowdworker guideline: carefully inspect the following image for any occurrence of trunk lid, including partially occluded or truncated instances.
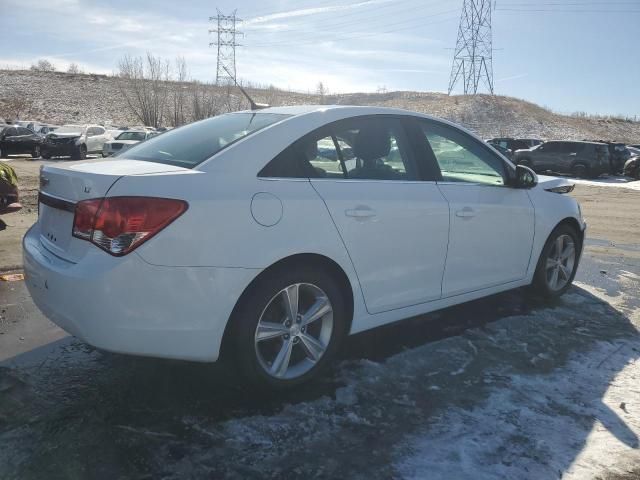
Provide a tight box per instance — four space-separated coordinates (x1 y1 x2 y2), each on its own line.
38 159 191 262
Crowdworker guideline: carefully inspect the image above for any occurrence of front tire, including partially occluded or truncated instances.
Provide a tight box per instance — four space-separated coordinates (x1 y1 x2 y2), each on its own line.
72 145 87 160
230 265 348 389
532 224 580 298
31 145 41 158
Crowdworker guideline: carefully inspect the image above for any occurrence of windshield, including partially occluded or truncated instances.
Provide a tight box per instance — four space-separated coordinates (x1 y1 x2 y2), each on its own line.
55 125 84 135
116 131 146 141
122 113 290 168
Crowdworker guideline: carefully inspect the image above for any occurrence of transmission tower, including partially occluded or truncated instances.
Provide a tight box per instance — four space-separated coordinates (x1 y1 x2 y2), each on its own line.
209 9 243 85
448 0 494 95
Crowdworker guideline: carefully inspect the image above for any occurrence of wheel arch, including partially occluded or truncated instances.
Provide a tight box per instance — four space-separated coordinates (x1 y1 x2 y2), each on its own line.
219 252 355 360
556 216 585 247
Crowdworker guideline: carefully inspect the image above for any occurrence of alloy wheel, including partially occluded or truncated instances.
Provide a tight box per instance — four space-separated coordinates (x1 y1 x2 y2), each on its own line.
254 283 334 380
545 234 576 291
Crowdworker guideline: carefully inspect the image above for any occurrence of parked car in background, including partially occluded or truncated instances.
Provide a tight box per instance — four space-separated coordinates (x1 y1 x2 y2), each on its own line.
514 140 609 178
608 143 631 174
0 125 43 158
624 152 640 179
102 130 156 157
584 140 631 174
15 120 45 132
24 106 585 389
487 137 542 153
36 125 59 136
488 142 513 160
41 124 111 160
0 161 21 214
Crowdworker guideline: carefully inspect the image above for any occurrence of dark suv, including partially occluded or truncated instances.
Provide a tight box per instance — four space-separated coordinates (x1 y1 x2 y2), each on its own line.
513 141 609 178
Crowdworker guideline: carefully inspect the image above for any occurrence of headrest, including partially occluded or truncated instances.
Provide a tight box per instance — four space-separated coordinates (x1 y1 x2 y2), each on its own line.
303 140 318 161
353 123 391 161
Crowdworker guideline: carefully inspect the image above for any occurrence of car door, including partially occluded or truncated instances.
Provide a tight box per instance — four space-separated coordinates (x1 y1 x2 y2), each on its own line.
16 127 38 154
92 126 108 152
2 127 19 155
416 119 535 297
535 142 564 171
85 127 99 152
304 116 450 314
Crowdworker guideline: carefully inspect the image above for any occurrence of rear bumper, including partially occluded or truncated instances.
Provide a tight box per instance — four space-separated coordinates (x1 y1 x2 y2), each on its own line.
23 223 259 362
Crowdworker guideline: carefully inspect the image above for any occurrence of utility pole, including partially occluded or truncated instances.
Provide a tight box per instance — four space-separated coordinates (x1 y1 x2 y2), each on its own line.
209 9 243 85
448 0 494 95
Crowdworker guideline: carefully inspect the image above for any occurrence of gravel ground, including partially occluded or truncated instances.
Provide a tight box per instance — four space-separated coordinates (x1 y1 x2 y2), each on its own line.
0 155 639 479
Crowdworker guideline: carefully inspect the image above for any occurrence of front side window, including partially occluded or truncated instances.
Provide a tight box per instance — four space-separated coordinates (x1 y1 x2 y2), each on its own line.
260 116 417 181
420 122 506 186
122 113 290 168
18 127 33 136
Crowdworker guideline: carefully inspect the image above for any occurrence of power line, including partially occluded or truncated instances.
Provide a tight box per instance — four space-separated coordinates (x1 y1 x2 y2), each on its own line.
246 8 460 48
243 0 449 37
209 9 243 85
448 0 494 95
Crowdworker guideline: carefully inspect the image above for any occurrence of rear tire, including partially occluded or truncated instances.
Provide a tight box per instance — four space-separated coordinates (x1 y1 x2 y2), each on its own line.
230 265 348 390
532 224 580 298
41 150 51 160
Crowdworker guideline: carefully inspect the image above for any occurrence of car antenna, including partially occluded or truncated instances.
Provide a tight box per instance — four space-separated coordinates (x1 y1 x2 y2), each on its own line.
221 66 269 111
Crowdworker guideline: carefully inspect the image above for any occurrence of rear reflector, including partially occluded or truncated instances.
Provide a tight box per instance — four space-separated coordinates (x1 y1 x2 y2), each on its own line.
72 197 188 256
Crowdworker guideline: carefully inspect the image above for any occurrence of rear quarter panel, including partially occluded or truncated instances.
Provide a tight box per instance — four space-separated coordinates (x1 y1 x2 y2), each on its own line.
106 171 367 328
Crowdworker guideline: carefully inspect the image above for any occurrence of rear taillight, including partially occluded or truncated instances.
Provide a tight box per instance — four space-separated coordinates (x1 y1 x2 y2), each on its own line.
72 197 188 256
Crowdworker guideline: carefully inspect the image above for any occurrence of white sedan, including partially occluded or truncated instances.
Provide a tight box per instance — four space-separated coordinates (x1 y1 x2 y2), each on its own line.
102 130 156 157
24 106 585 388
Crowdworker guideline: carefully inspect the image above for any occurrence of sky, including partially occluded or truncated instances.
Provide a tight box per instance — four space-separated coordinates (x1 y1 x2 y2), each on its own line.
1 0 638 117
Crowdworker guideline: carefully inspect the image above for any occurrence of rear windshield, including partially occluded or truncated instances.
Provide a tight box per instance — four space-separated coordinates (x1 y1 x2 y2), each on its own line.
117 131 146 141
121 113 291 168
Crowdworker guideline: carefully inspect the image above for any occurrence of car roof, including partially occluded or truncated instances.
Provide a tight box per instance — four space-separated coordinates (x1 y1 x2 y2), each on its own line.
233 104 441 120
547 140 608 145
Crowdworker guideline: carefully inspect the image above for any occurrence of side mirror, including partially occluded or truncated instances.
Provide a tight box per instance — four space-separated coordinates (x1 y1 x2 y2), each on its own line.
515 164 538 189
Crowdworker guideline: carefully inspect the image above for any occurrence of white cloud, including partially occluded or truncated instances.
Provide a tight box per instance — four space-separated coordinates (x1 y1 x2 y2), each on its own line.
244 0 393 25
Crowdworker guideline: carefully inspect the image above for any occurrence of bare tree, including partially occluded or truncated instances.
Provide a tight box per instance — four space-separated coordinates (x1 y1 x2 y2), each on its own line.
189 81 223 121
30 59 56 72
0 87 34 121
67 63 83 74
316 81 328 104
169 57 188 127
117 53 170 128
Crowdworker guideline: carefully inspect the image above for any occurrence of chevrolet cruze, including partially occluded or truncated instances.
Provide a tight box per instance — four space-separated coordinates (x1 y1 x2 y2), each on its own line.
23 106 585 388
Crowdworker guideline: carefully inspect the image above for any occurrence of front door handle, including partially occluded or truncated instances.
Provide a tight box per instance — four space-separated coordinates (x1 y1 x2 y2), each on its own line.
345 206 376 218
455 207 476 219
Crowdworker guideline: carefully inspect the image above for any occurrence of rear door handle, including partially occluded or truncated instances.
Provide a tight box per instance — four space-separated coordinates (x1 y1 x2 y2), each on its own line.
455 207 476 219
345 206 376 218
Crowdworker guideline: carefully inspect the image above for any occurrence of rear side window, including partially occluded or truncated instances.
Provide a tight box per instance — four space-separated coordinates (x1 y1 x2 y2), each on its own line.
260 116 417 181
122 113 290 168
18 127 33 135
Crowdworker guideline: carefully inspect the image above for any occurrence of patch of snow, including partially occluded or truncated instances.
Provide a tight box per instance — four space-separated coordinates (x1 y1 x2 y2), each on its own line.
570 176 640 190
395 341 640 480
